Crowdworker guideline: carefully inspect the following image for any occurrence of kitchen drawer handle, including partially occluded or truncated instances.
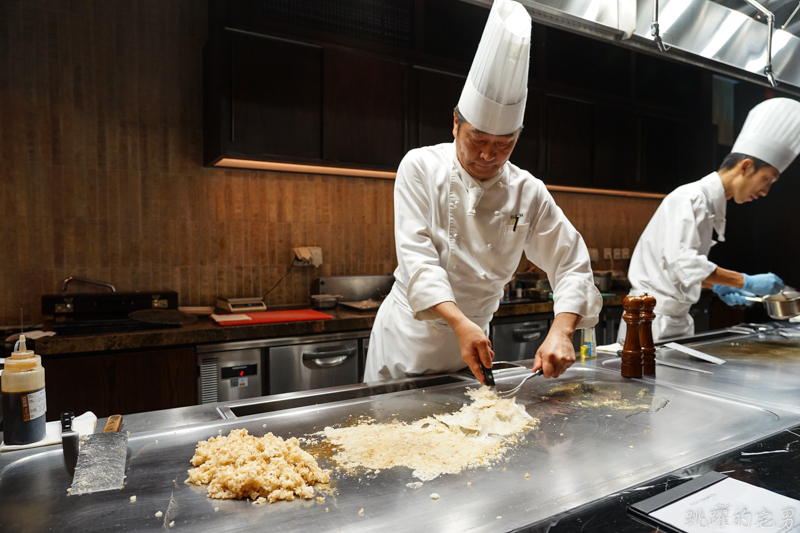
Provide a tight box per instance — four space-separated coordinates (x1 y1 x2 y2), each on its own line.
302 347 355 367
512 329 543 342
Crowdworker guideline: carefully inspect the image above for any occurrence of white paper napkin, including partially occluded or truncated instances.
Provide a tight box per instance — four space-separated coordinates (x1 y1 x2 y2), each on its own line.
1 411 97 452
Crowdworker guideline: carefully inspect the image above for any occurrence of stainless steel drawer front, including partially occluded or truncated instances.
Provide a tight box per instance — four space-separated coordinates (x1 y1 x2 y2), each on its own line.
197 348 262 404
270 340 359 394
492 320 548 362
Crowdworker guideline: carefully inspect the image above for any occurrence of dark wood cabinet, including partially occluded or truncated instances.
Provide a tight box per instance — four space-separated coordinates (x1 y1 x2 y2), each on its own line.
204 30 323 166
545 95 595 186
594 104 638 189
413 66 465 148
641 114 717 193
230 33 322 160
42 347 196 421
323 49 408 167
204 1 717 195
509 90 542 175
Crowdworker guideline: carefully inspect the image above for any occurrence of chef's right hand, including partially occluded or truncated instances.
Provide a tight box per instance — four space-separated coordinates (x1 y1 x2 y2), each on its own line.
743 273 784 296
453 319 494 385
713 285 754 307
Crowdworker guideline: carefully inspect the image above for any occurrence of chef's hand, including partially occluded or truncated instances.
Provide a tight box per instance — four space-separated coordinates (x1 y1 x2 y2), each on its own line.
453 319 495 384
430 301 494 384
743 273 784 296
533 313 579 378
712 285 755 307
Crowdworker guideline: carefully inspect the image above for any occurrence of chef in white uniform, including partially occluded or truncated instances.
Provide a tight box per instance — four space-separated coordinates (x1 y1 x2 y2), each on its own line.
619 97 800 342
364 0 602 384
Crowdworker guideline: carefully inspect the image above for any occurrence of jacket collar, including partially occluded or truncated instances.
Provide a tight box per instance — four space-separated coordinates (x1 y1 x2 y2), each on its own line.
449 142 504 215
699 172 727 242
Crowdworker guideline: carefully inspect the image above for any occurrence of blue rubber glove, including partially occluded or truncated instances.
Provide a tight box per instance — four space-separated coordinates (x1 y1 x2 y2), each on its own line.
742 273 785 296
712 285 755 307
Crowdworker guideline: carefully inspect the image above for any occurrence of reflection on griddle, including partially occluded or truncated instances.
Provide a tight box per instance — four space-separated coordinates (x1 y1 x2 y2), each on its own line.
522 381 668 419
693 339 800 360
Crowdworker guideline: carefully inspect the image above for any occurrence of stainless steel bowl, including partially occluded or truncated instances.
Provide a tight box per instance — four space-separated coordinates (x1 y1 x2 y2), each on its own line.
310 294 341 309
593 271 612 292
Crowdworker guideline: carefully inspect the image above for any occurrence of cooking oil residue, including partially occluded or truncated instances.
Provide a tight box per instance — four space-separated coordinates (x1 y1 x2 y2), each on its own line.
698 340 800 360
534 382 667 416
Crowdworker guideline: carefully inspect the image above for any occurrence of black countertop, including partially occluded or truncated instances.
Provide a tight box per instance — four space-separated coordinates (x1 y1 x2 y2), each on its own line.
543 424 800 532
32 294 627 356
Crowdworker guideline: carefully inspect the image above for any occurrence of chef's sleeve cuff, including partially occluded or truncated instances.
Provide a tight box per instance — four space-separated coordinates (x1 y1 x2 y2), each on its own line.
552 275 602 329
407 266 456 321
671 255 718 288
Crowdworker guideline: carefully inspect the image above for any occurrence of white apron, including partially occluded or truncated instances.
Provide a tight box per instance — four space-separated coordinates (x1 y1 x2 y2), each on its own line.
365 143 601 382
617 173 726 345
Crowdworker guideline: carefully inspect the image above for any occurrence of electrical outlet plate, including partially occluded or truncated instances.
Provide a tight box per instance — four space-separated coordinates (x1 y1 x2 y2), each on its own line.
589 248 599 262
603 248 612 260
613 248 621 260
292 247 323 267
622 248 630 259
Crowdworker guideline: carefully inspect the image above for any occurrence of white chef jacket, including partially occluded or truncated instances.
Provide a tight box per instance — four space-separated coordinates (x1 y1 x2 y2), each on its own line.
617 172 727 342
364 142 602 381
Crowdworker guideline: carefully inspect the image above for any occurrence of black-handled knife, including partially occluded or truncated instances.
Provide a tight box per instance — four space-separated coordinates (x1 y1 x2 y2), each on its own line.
61 411 79 477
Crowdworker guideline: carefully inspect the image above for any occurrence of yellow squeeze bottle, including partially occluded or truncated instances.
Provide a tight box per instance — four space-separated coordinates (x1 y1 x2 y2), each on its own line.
1 335 47 444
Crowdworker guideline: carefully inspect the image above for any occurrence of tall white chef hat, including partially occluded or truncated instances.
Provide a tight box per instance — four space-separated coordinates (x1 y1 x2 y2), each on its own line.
731 97 800 173
457 0 531 136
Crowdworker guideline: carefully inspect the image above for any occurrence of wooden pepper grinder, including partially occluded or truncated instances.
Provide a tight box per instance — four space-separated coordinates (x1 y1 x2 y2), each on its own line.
640 293 657 375
621 295 643 378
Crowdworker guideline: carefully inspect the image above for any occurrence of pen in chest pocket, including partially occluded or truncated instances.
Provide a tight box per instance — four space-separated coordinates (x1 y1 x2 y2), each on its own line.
511 214 524 231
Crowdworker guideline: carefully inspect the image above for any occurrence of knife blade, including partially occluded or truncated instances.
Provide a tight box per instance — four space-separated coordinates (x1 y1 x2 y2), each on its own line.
655 359 713 374
663 342 726 365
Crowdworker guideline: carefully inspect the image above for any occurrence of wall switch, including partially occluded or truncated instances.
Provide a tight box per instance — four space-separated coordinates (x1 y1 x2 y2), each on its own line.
622 247 630 259
613 248 621 260
603 248 612 260
589 248 599 262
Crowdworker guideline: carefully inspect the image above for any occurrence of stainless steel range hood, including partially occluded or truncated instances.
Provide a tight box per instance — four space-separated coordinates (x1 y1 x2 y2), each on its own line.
466 0 800 93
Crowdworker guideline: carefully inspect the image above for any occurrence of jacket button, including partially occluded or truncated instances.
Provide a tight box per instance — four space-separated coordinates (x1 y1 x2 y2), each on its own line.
480 272 487 278
453 233 458 239
452 264 459 270
454 200 460 206
487 243 493 249
470 298 477 304
494 211 501 216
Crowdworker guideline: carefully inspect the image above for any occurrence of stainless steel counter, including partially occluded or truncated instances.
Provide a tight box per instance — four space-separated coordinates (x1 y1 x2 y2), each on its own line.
2 356 799 532
600 326 800 414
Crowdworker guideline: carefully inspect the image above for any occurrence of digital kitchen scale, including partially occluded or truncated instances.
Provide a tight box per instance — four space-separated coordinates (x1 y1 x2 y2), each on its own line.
215 296 267 313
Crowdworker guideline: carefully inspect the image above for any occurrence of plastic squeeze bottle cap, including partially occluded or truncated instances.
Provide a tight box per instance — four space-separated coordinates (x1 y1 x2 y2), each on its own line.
13 334 33 356
5 334 44 380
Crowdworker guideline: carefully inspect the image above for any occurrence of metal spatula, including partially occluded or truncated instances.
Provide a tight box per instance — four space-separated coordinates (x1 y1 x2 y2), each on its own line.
498 368 543 397
69 415 128 495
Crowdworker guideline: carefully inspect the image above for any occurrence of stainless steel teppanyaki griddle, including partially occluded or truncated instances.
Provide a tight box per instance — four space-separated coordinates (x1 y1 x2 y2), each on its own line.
0 364 798 532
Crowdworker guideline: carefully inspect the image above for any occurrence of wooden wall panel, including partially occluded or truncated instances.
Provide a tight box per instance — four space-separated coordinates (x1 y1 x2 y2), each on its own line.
0 1 397 327
0 0 660 328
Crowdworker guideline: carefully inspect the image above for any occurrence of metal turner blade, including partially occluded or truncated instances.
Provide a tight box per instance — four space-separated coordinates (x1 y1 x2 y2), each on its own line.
497 368 543 397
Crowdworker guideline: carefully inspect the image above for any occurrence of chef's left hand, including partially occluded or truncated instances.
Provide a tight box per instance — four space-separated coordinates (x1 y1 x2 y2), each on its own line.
533 313 580 378
713 284 755 307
